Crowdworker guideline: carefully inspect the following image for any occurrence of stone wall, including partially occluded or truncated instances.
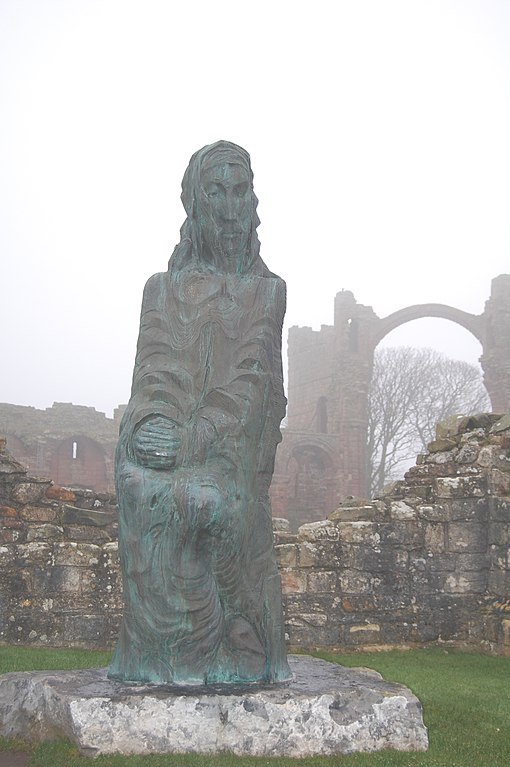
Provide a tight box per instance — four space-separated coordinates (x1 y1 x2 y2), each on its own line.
0 439 121 648
1 415 510 655
4 276 510 533
271 275 510 529
276 413 510 654
0 402 124 494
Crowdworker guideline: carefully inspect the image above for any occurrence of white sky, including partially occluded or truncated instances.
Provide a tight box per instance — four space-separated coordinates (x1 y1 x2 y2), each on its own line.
1 0 509 417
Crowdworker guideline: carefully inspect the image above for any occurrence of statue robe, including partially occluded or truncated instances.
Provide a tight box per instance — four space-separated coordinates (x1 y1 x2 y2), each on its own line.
108 265 291 685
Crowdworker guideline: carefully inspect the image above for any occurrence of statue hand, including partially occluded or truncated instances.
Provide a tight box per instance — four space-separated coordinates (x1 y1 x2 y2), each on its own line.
132 416 181 469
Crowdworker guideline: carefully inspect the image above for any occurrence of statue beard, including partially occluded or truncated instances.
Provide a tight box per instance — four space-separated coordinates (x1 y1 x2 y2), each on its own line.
199 220 251 274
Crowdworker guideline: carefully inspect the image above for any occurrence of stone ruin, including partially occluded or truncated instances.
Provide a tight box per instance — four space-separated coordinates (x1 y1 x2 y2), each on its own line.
1 412 510 656
271 274 510 528
0 402 123 494
4 274 509 533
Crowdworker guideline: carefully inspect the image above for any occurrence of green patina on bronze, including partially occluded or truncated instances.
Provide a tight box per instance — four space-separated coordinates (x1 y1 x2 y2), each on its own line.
108 141 291 686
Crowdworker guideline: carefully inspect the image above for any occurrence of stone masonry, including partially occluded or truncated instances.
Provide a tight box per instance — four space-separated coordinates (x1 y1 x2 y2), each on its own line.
0 402 124 494
0 438 121 648
3 275 510 531
271 274 510 528
1 414 510 655
276 412 510 655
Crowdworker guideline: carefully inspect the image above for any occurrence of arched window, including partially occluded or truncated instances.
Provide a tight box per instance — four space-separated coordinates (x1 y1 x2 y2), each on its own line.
317 396 328 433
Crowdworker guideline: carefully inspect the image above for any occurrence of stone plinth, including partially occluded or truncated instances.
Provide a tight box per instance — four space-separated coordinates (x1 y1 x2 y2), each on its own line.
0 655 428 757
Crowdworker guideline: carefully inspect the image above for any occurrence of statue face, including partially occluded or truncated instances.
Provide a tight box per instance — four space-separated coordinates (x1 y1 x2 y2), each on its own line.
199 163 252 268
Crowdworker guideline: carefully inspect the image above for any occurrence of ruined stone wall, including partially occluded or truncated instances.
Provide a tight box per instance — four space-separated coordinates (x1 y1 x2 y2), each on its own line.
0 402 124 494
276 413 510 655
272 275 510 529
1 415 510 655
0 439 121 648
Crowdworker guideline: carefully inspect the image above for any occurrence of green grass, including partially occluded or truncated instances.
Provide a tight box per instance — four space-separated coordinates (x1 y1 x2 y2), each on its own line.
1 645 509 766
0 645 112 674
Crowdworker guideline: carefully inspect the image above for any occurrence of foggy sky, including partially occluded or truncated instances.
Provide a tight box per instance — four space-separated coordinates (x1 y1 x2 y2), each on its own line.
1 0 509 417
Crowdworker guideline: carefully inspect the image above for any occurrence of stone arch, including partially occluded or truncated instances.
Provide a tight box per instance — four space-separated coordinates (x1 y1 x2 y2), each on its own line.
50 436 108 492
373 304 484 349
280 275 510 510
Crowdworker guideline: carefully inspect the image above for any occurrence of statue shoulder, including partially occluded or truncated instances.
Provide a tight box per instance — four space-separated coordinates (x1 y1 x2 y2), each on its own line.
141 272 168 308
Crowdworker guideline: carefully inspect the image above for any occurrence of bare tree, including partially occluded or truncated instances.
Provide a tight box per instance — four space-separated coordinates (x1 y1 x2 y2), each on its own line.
367 347 490 496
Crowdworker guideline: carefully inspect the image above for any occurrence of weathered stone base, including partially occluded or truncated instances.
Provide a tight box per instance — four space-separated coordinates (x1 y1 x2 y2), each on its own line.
0 655 428 757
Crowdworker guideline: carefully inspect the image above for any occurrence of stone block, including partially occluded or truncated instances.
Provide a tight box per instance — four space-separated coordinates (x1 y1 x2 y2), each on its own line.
0 529 20 544
339 570 374 594
444 571 488 594
423 522 446 553
328 502 377 522
389 502 416 520
336 521 380 545
490 450 510 472
46 486 77 502
26 524 64 542
275 544 297 568
489 498 510 522
488 569 510 593
53 542 101 567
16 542 53 566
102 542 119 568
0 545 16 568
420 553 456 573
477 445 498 467
410 571 447 596
62 506 117 527
348 623 381 640
448 523 487 553
416 504 449 522
374 572 411 599
450 499 488 522
488 522 510 545
0 658 428 757
490 545 510 572
489 469 510 495
63 525 114 543
0 505 19 518
284 593 341 617
63 614 107 643
307 570 337 593
455 553 490 571
340 595 376 613
378 522 422 547
19 505 59 523
49 566 81 594
297 542 319 567
0 517 24 531
434 476 486 499
272 517 291 532
427 437 458 453
280 569 307 594
287 613 328 627
298 521 340 541
11 480 52 504
456 444 480 464
347 546 408 573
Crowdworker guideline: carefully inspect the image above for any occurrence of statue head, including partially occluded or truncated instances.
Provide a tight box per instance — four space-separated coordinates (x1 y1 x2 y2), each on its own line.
169 141 267 277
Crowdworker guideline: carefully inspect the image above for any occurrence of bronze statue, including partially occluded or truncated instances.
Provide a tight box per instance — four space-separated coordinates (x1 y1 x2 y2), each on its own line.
108 141 291 685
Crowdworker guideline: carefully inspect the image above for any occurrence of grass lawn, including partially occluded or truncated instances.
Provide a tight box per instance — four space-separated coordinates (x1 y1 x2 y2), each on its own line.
0 645 509 766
